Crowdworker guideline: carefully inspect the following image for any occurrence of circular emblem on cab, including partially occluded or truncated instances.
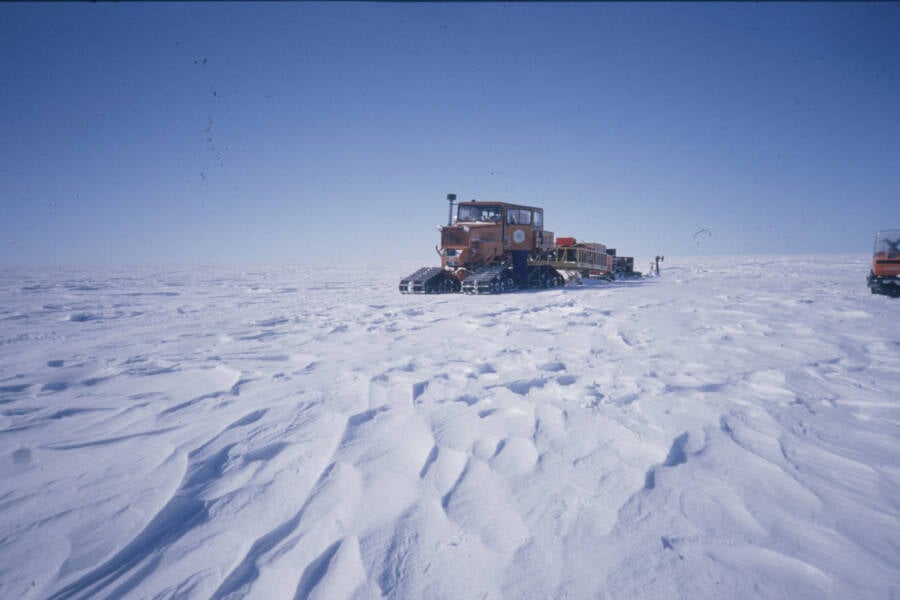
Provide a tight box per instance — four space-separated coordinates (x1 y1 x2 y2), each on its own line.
513 229 526 244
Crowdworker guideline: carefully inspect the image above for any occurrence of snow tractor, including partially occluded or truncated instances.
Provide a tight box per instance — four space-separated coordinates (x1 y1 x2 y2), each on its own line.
868 229 900 297
399 194 638 294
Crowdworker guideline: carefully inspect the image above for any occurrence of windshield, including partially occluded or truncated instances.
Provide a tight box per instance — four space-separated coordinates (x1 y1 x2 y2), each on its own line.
874 229 900 255
457 205 502 223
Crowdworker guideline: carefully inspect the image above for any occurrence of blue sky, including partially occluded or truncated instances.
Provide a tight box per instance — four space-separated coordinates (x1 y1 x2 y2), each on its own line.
1 2 899 266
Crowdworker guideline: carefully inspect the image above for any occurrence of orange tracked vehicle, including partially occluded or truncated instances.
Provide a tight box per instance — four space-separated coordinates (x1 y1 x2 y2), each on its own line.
868 229 900 297
399 194 639 294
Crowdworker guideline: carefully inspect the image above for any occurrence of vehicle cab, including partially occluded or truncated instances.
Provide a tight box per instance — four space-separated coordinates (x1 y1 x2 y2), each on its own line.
868 229 900 296
440 201 554 270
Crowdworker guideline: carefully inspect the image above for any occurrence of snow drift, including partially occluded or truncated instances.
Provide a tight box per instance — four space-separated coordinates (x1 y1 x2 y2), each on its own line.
1 256 898 599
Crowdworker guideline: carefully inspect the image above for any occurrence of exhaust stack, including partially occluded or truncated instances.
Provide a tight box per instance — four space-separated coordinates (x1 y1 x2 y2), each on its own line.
446 193 457 226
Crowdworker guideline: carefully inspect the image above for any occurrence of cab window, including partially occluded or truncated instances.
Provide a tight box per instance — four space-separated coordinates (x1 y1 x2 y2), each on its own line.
458 205 502 223
506 209 532 225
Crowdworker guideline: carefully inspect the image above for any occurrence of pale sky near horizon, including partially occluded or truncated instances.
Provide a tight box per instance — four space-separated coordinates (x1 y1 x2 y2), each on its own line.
2 2 899 266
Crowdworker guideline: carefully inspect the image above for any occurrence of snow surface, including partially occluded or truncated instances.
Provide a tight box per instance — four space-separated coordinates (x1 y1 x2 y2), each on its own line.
1 256 898 599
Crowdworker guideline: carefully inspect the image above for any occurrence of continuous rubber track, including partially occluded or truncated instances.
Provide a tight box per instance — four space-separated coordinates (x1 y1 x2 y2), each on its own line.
398 268 461 294
461 267 517 295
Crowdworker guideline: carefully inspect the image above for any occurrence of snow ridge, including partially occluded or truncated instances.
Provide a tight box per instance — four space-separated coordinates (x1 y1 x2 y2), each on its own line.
0 257 898 599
